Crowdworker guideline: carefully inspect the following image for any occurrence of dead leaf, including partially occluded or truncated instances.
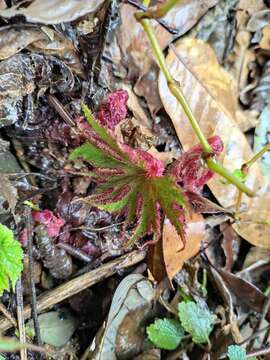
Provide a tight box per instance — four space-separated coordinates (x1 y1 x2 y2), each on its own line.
213 266 270 322
158 38 270 249
251 59 270 111
0 174 18 216
220 223 240 271
162 213 206 280
259 22 270 50
0 0 105 24
0 25 83 75
227 30 256 95
0 25 46 60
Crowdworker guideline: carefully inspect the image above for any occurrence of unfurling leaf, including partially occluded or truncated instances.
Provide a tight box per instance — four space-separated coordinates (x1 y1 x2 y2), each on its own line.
0 224 23 295
147 318 184 350
69 105 187 246
227 345 247 360
168 135 223 193
178 301 215 344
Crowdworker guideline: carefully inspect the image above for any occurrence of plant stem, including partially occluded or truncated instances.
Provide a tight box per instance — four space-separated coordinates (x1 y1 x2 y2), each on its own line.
244 143 270 169
137 15 213 155
137 0 180 20
206 158 255 197
136 6 255 197
235 142 270 215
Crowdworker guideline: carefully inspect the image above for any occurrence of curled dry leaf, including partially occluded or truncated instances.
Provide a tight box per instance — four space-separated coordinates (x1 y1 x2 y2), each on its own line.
0 25 83 75
162 213 205 281
158 38 270 249
91 274 154 360
0 0 105 24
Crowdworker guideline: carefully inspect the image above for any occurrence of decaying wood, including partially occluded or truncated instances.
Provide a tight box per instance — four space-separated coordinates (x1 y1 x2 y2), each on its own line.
0 250 146 333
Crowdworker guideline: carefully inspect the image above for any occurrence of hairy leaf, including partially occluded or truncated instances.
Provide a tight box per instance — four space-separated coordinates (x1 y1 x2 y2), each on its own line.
147 318 184 350
70 105 187 246
227 345 247 360
178 301 215 344
0 224 23 295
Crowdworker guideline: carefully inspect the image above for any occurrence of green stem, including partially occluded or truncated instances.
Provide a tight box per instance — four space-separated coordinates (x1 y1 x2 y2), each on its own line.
244 143 270 169
136 4 255 197
137 0 180 20
206 158 255 197
138 16 213 155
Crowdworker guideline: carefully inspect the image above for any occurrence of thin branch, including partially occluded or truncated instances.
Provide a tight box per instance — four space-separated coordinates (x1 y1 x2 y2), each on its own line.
16 278 27 360
25 207 43 352
0 250 146 333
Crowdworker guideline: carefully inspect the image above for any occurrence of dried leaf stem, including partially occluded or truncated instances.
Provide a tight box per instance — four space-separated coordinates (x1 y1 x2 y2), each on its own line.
135 4 255 197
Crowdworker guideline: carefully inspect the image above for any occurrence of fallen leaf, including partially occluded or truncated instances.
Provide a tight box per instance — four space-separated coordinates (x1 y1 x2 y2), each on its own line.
246 9 270 32
0 174 18 216
227 30 256 96
251 59 270 112
26 309 77 347
259 22 270 50
220 223 240 271
162 213 206 280
0 0 105 24
213 266 270 322
0 25 46 60
0 25 83 75
90 274 155 360
158 38 270 249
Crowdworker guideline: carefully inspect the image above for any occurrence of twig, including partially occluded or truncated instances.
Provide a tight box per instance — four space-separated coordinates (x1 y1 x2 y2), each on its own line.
247 346 270 358
25 207 43 352
0 250 146 333
57 243 93 263
47 95 77 128
16 278 27 360
0 302 17 328
126 0 179 34
247 296 270 351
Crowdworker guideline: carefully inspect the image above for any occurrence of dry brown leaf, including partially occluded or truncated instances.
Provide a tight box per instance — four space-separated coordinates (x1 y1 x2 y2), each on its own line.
227 30 256 95
0 25 83 75
158 38 270 249
0 174 18 216
259 22 270 50
0 25 46 60
0 0 105 24
162 213 205 280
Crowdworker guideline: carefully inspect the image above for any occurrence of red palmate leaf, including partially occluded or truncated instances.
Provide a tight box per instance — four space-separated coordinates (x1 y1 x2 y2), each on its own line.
69 104 187 246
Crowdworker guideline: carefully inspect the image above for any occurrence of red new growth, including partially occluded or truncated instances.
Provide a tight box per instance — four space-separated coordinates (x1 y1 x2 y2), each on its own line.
96 90 129 130
32 209 65 237
169 136 223 193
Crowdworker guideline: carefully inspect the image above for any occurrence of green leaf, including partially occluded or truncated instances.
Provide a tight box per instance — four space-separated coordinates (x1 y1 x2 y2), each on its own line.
178 301 215 344
82 104 128 158
0 224 23 295
70 105 187 247
227 345 247 360
26 310 77 347
147 318 184 350
69 142 124 168
254 104 270 180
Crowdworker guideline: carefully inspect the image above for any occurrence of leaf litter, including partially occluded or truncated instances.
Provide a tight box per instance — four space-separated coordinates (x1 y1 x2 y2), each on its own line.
0 0 269 359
